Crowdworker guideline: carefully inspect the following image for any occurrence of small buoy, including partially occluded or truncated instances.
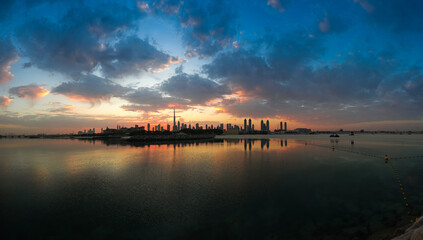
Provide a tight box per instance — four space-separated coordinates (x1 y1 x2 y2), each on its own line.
331 146 335 151
405 203 409 207
384 155 389 160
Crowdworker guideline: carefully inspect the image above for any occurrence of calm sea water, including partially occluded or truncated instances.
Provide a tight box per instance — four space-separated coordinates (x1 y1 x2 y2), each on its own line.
1 135 423 239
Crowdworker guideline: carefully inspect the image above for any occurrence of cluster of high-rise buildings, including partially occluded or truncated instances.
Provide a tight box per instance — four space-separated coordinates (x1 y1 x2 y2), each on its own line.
77 109 289 135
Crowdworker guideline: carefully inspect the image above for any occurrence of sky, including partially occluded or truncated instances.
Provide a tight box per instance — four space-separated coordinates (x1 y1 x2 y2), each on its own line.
1 0 423 134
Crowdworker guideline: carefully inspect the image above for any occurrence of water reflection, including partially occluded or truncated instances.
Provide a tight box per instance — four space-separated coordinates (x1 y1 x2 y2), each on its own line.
77 138 296 152
1 137 423 239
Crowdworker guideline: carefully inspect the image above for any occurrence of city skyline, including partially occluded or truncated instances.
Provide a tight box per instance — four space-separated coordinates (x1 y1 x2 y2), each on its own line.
70 117 290 136
1 0 423 134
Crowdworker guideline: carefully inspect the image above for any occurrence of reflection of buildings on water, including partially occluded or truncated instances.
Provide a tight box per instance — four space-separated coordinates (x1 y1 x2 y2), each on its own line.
260 139 269 149
79 138 293 151
77 138 224 148
238 138 289 151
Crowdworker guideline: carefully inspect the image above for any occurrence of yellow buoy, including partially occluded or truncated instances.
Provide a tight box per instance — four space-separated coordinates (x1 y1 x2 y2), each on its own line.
384 155 389 160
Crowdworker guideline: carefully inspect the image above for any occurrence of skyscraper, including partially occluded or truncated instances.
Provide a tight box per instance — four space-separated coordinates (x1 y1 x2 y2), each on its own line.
173 107 176 132
280 122 283 131
248 118 252 132
266 120 269 132
261 120 264 131
244 119 247 133
284 122 287 131
147 123 150 132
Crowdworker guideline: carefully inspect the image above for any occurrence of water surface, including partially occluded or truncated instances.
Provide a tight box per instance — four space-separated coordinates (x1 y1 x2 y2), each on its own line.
1 135 423 239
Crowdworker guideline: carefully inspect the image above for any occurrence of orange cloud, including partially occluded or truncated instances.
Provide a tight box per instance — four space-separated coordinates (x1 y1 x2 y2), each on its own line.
9 85 49 100
0 96 12 107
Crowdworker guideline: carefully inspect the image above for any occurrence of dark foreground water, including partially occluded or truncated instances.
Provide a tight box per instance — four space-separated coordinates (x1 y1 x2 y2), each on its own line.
1 135 423 239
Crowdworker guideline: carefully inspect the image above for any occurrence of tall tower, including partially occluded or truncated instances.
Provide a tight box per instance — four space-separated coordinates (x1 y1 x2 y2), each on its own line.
173 107 176 131
244 119 247 133
248 118 252 132
284 122 287 131
266 120 269 132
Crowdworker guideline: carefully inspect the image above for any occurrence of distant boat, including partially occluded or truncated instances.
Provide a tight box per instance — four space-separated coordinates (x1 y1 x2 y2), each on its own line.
330 134 339 138
349 132 354 136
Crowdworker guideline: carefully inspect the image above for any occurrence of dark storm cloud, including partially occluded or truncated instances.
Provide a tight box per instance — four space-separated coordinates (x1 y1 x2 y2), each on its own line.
51 75 129 103
121 87 189 112
355 0 423 32
15 3 180 80
0 38 19 82
160 73 229 104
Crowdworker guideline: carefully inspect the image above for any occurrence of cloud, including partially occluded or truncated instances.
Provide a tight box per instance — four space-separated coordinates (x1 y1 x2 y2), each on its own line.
15 3 172 79
9 84 50 100
0 96 13 107
121 87 189 112
22 62 32 69
0 38 19 82
267 0 287 12
51 75 129 103
47 104 75 113
204 33 325 97
203 31 423 124
99 36 182 78
354 0 374 13
0 111 141 134
150 0 182 15
160 73 229 104
173 0 238 57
